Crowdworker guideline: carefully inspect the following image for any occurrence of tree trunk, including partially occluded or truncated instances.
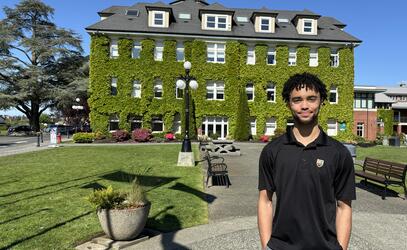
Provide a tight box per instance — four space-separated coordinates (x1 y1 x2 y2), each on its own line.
30 102 40 132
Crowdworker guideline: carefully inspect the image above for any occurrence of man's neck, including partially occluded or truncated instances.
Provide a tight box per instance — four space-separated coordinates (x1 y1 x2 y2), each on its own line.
292 121 320 147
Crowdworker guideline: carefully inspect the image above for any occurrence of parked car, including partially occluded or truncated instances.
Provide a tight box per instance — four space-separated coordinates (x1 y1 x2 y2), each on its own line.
7 125 34 136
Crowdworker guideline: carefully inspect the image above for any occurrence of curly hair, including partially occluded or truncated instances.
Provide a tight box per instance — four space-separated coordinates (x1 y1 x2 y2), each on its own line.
282 73 327 103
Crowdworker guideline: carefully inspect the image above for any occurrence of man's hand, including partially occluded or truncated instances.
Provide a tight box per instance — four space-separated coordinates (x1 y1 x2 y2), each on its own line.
336 200 352 250
258 190 273 250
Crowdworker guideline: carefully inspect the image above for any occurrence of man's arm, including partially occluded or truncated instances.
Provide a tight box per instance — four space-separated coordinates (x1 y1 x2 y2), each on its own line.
258 189 273 250
336 200 352 250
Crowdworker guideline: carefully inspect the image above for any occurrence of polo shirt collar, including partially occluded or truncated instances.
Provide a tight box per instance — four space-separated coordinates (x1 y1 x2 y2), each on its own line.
284 125 329 147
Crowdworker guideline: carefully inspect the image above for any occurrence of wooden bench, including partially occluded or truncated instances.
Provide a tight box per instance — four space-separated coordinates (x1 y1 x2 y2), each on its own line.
203 151 230 188
355 157 407 199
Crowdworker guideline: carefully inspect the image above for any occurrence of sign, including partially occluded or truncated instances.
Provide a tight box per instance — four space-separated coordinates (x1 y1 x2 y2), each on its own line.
72 105 84 110
339 122 346 131
50 126 57 145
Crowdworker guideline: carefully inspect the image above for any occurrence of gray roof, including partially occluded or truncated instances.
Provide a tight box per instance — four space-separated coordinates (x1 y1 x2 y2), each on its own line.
383 87 407 95
86 0 361 44
375 93 395 103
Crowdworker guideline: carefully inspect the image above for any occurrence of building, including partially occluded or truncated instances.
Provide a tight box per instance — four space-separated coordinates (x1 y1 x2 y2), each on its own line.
86 0 361 140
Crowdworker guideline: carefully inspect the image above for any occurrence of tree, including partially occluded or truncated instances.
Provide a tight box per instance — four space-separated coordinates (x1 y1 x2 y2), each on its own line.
233 87 251 141
0 0 83 131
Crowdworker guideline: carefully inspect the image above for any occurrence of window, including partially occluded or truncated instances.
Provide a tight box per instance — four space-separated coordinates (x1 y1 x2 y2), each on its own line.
309 49 318 67
154 41 163 61
176 42 185 62
111 78 117 96
175 80 184 99
247 47 255 65
172 113 181 133
237 16 249 22
266 82 276 102
329 86 338 104
287 119 294 127
151 116 164 132
110 39 119 58
250 118 256 135
330 53 339 67
132 80 141 98
207 43 225 63
265 118 277 136
327 119 338 136
201 117 228 139
206 81 225 100
260 17 272 32
154 79 163 98
356 122 364 137
129 116 142 131
354 93 374 109
288 48 297 66
109 114 119 131
126 9 139 16
132 41 141 59
303 19 314 33
267 48 276 65
205 15 229 30
152 11 165 27
246 83 254 101
178 13 191 19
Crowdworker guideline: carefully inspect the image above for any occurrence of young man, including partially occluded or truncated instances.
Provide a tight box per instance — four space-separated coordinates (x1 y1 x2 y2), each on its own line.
257 73 356 250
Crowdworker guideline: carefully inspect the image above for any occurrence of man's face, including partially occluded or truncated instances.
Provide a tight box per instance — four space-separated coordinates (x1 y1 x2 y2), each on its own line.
288 86 321 125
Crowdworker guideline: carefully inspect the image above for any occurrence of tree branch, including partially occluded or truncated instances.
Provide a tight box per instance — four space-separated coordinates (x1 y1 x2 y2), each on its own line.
9 45 33 64
0 53 30 67
39 104 52 115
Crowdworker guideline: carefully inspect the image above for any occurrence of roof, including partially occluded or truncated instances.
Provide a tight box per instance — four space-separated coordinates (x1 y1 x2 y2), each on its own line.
375 93 395 103
383 87 407 95
354 85 386 93
392 102 407 109
86 1 361 44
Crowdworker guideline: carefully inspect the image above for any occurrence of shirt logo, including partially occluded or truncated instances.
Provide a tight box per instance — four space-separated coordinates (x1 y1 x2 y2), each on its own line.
316 159 324 168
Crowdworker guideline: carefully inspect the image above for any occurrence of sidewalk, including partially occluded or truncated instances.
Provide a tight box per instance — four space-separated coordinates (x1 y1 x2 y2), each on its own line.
0 138 52 157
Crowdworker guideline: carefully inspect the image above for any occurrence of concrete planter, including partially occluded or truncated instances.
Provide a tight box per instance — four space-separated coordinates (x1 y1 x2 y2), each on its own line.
97 203 151 241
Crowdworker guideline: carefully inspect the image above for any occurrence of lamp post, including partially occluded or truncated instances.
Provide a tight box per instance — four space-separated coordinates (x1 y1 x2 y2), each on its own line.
176 61 198 166
72 97 84 134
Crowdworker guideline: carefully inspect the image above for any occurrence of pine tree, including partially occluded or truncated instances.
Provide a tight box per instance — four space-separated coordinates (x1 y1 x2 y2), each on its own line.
234 87 250 141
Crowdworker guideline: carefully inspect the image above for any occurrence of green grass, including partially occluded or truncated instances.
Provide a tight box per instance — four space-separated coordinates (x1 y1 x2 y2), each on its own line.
0 145 207 249
356 145 407 194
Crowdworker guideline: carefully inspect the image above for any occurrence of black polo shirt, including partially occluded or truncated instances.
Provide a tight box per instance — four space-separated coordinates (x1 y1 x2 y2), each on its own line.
258 126 356 250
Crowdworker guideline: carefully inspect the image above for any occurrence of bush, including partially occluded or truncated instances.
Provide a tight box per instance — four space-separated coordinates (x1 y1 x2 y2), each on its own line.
73 132 95 143
175 133 183 141
132 128 152 142
94 131 107 140
210 133 219 140
165 133 175 141
259 135 270 143
111 130 130 142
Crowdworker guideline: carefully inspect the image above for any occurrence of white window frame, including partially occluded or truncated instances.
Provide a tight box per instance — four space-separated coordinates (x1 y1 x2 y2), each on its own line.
152 11 166 28
173 113 182 134
356 122 364 137
132 80 141 98
288 48 297 66
151 116 164 132
246 83 255 101
201 117 229 139
132 41 141 59
205 14 229 30
111 77 118 96
330 53 339 67
266 83 276 102
309 49 318 67
206 81 225 100
267 48 276 65
327 119 338 136
130 116 142 131
109 114 119 131
259 17 272 32
154 41 164 61
250 118 256 135
303 19 314 33
176 42 185 62
329 86 338 104
265 118 277 136
207 42 225 63
110 39 119 58
247 46 256 65
175 82 184 99
153 79 163 99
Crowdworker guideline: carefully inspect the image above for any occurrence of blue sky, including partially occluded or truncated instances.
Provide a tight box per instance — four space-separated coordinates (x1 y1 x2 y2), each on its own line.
1 0 406 115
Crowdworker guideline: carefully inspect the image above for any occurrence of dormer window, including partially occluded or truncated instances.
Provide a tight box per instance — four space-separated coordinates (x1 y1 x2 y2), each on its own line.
204 14 229 30
260 17 272 32
303 19 314 33
294 14 320 35
252 13 277 33
153 11 165 27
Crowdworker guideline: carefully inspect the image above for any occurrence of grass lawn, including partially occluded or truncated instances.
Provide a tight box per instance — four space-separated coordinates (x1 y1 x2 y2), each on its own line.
0 145 208 249
356 145 407 194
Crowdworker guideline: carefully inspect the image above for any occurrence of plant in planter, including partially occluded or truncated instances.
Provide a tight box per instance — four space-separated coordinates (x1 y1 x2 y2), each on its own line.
87 178 151 241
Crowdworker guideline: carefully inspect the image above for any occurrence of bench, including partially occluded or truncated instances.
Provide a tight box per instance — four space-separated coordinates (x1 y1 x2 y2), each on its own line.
203 151 230 188
355 157 407 199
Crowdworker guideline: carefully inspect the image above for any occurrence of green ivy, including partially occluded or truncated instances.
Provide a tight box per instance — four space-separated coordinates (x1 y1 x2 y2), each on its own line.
377 109 394 136
89 35 355 140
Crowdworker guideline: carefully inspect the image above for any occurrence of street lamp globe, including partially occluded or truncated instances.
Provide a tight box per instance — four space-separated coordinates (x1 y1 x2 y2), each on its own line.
176 79 186 89
183 61 192 70
189 80 198 90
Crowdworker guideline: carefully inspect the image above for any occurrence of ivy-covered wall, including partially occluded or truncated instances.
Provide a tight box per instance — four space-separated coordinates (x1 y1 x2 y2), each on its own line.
89 35 355 141
377 109 394 136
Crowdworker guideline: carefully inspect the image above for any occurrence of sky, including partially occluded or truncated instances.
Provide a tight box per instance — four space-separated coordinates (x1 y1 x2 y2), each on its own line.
1 0 407 115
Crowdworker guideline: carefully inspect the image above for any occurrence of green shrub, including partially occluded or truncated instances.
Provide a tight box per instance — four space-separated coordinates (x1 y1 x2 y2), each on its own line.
111 130 130 142
73 132 95 143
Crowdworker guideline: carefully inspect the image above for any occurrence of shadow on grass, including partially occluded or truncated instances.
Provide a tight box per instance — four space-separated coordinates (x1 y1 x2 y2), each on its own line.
0 211 93 250
356 180 400 198
169 182 217 203
80 182 106 190
0 208 51 225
